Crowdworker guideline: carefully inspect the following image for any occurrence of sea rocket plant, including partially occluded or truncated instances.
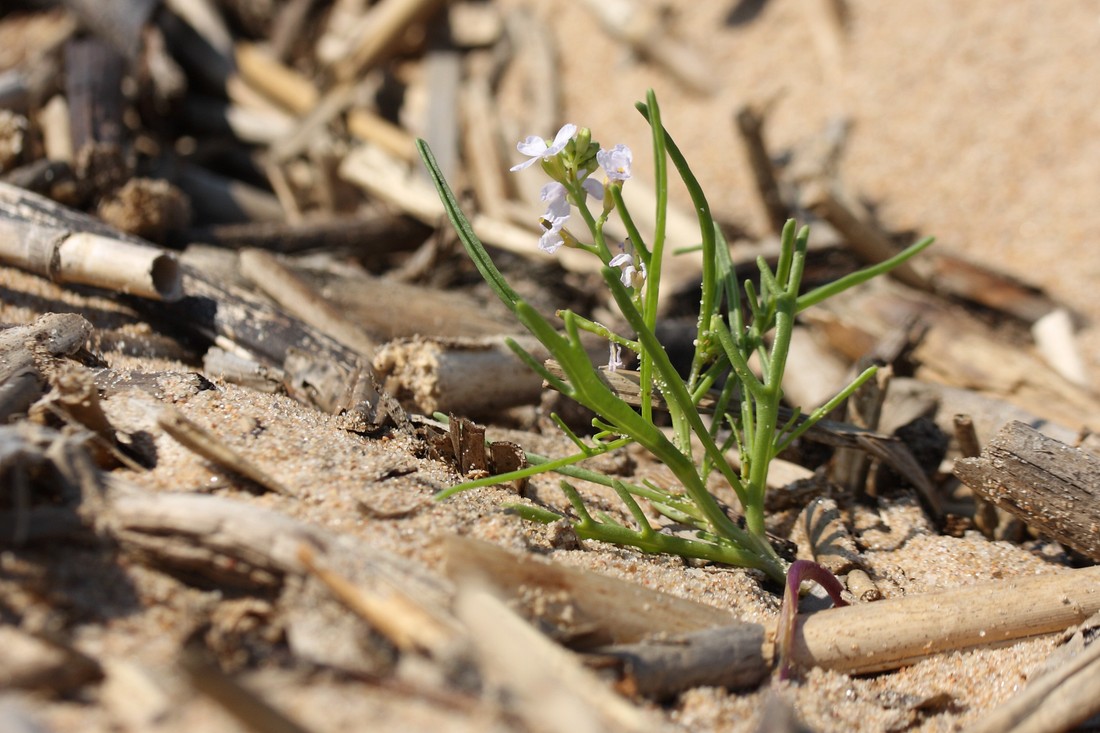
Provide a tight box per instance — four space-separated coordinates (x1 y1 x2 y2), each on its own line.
416 90 933 592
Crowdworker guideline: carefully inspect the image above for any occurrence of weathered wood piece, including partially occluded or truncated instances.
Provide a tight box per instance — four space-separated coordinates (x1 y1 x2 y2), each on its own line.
954 420 1100 561
453 580 674 733
931 252 1056 324
319 271 513 340
0 182 182 301
297 543 459 657
443 536 734 647
801 179 932 291
0 313 95 422
159 264 391 430
791 565 1100 675
181 211 427 253
590 623 769 699
238 248 376 358
447 537 1100 685
234 41 318 116
375 335 546 416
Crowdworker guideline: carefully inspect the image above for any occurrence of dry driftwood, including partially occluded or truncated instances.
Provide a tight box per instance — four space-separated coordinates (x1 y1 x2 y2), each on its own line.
238 247 377 359
374 335 546 416
801 179 932 291
181 211 427 254
297 543 460 657
790 564 1100 675
317 269 513 339
234 41 318 116
446 536 1100 688
106 486 453 602
453 580 674 733
590 623 769 700
930 251 1057 324
158 263 392 430
806 276 1100 433
0 313 95 422
954 420 1100 561
0 182 183 301
444 535 734 647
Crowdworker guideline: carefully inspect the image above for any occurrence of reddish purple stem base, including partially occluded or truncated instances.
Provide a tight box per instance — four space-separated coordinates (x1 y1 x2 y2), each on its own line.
776 560 850 681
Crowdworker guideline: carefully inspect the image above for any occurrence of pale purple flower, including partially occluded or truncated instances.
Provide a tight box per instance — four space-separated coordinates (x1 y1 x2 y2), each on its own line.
609 239 646 288
597 144 632 182
581 174 604 200
510 123 577 171
539 229 565 253
607 343 624 372
538 183 571 253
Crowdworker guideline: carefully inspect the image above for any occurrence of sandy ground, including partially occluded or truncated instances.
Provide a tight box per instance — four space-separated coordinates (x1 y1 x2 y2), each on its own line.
3 1 1100 732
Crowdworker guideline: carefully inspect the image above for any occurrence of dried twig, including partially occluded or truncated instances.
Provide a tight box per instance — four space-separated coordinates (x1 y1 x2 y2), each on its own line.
157 407 293 496
954 421 1100 561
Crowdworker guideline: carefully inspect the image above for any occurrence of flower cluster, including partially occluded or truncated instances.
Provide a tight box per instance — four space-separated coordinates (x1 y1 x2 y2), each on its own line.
510 124 633 255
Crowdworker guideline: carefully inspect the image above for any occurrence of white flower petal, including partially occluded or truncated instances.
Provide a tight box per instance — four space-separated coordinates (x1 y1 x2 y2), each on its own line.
581 176 605 200
540 182 567 202
509 157 541 172
607 343 624 372
548 123 578 154
620 265 635 287
608 253 632 267
539 230 564 253
516 135 550 157
543 196 571 225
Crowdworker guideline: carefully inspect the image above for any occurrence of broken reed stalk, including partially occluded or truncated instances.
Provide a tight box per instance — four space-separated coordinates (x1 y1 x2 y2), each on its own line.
0 182 182 301
447 537 1100 690
790 565 1100 675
